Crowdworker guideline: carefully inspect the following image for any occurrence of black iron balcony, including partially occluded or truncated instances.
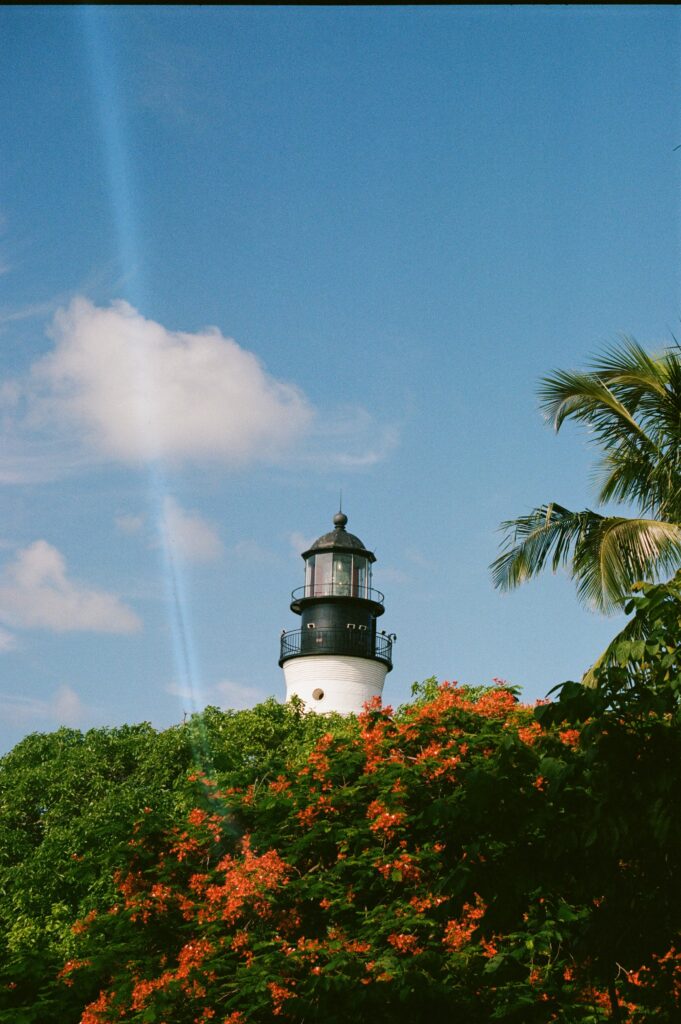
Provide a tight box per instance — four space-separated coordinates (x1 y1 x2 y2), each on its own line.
279 627 393 670
290 582 385 609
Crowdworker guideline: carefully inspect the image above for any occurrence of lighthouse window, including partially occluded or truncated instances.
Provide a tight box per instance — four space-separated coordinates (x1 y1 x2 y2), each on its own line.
305 555 315 594
333 554 352 596
313 553 333 596
306 551 371 598
353 556 369 597
306 622 316 629
312 688 324 701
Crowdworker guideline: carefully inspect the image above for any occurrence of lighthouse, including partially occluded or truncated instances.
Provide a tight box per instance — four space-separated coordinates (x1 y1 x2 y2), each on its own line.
279 511 394 715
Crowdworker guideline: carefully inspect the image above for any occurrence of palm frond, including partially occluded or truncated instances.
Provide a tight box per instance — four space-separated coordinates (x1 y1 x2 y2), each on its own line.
538 339 681 518
492 339 681 654
538 368 652 442
491 504 605 592
572 517 681 612
596 447 681 521
491 506 681 613
590 336 669 399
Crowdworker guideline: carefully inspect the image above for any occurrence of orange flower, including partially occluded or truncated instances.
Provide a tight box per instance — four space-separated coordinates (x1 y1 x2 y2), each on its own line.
71 909 97 935
470 689 518 718
81 990 114 1024
269 775 292 795
388 932 422 955
375 851 421 882
268 980 295 1016
516 721 542 746
409 893 446 912
366 800 406 838
56 959 91 987
443 894 486 952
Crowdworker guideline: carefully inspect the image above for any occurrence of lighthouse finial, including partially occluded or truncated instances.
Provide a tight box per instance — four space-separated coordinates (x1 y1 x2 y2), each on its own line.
333 502 348 529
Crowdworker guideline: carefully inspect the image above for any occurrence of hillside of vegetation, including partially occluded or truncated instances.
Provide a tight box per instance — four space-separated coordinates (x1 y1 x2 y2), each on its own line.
0 577 679 1023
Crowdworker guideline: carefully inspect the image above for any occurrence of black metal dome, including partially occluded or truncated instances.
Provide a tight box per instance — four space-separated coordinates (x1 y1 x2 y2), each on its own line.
302 511 376 562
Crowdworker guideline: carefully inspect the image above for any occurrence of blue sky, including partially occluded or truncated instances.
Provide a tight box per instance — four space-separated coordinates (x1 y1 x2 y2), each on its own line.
0 6 679 752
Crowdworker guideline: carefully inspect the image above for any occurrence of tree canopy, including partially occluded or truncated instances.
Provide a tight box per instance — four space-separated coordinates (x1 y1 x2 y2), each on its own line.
1 641 680 1022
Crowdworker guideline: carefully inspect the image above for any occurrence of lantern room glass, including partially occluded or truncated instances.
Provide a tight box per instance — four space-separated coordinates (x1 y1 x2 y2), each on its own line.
304 552 371 597
353 555 369 597
333 554 352 595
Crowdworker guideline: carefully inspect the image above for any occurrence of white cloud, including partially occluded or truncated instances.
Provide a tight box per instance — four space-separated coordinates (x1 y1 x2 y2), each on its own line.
1 298 398 479
162 497 223 563
0 684 90 727
0 540 141 634
31 297 314 465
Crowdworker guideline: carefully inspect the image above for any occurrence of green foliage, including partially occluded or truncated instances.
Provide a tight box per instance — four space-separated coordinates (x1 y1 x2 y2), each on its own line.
541 573 681 713
0 679 675 1023
1 659 681 1022
0 699 337 1022
491 339 681 612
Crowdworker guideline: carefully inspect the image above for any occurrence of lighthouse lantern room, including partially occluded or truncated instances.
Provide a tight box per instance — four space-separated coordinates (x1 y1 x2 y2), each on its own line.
279 511 394 714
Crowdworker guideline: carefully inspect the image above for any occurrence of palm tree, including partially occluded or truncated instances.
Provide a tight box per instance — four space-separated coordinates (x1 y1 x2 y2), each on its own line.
490 338 681 614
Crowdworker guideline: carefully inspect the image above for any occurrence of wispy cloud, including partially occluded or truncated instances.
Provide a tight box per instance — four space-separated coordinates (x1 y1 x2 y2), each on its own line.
166 677 268 711
52 684 89 726
0 626 16 652
162 497 223 563
0 683 92 727
115 513 145 535
379 566 411 585
0 210 10 279
0 299 59 327
296 414 400 471
405 547 436 570
289 531 314 556
0 540 141 634
213 678 268 710
137 44 210 129
0 442 96 485
233 538 278 565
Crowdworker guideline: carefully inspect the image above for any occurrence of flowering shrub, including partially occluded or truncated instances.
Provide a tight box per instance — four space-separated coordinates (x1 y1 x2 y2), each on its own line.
2 576 681 1024
21 673 679 1024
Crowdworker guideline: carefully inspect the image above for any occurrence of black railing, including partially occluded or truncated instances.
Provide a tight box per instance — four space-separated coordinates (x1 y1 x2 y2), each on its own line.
280 627 393 669
291 583 385 604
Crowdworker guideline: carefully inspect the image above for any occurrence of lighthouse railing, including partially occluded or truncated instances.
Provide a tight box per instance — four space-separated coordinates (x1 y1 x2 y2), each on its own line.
290 583 385 604
279 627 393 669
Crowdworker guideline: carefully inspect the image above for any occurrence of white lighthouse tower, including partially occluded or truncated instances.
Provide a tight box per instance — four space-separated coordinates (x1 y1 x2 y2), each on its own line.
279 511 394 715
